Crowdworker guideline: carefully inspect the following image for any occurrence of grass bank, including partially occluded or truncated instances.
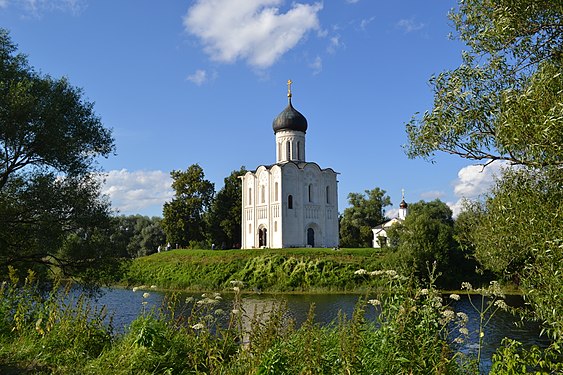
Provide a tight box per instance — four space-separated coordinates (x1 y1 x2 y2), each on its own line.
123 248 387 293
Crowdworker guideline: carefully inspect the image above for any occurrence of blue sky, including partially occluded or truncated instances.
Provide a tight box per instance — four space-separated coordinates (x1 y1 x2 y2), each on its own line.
1 0 505 218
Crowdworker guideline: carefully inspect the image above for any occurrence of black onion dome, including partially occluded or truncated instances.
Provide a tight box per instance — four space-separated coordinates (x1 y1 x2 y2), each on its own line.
272 99 308 133
399 199 408 209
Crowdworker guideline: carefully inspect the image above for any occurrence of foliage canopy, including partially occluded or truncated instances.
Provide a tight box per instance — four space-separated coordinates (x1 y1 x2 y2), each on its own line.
0 29 119 285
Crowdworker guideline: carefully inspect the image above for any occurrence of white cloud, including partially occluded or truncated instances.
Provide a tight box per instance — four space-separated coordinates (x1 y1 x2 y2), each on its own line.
327 34 343 54
183 0 323 69
187 69 208 85
386 208 399 219
360 17 375 31
101 169 173 216
0 0 8 8
345 0 360 4
448 160 510 217
420 190 445 200
396 18 425 33
309 55 322 74
15 0 86 16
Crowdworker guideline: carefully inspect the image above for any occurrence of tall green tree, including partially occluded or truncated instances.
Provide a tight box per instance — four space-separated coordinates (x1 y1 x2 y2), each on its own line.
404 0 563 341
207 167 246 249
472 168 563 339
110 215 165 258
386 200 459 286
339 188 391 247
162 164 214 248
406 0 562 168
0 29 118 284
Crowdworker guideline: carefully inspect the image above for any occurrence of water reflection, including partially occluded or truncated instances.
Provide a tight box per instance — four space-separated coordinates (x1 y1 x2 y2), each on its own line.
95 288 548 372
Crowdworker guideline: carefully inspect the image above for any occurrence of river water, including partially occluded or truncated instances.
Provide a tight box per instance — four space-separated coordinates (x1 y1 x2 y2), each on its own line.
93 288 550 373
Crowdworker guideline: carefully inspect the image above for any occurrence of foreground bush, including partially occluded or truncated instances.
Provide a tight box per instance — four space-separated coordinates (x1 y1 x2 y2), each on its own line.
1 265 560 374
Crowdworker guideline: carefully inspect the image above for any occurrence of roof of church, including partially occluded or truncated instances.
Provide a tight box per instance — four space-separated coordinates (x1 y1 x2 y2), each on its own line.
400 199 408 208
248 161 338 174
272 98 308 133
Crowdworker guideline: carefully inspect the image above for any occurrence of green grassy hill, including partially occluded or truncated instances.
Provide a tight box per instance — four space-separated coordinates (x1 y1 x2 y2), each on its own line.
124 248 387 293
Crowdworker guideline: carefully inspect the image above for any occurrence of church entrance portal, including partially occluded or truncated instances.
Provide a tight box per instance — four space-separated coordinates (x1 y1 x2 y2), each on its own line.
259 228 268 248
307 228 315 247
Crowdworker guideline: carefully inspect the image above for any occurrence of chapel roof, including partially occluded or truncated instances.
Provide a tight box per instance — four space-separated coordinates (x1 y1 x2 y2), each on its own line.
272 80 308 133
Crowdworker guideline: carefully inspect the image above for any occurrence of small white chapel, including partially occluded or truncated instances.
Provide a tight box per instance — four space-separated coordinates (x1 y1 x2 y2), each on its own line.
372 191 409 248
240 81 339 249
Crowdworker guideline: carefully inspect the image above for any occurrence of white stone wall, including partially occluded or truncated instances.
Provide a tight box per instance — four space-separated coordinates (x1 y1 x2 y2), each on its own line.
275 130 306 163
241 162 338 249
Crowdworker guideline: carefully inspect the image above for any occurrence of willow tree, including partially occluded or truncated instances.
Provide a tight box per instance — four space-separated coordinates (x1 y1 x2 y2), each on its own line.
406 0 563 343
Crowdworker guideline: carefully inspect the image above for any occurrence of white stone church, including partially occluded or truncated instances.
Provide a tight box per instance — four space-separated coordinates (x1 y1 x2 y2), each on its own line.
240 81 339 249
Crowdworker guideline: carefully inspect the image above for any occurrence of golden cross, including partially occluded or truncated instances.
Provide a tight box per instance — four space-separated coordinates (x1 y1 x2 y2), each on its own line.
287 79 293 98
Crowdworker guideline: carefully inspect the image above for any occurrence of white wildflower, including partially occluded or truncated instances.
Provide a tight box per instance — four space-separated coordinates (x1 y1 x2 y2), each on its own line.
191 323 205 330
385 270 398 277
420 288 429 296
132 287 139 292
230 280 244 287
441 310 455 321
454 337 464 344
354 269 367 275
456 312 469 323
368 299 381 306
185 296 195 304
494 299 508 310
142 292 150 299
150 285 157 290
449 293 461 301
231 309 241 315
461 282 473 290
459 327 469 336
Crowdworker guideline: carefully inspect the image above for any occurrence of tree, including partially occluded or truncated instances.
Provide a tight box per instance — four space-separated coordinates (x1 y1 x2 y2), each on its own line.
0 29 118 285
339 188 391 247
404 0 563 339
386 200 460 287
110 215 165 258
471 168 563 338
207 167 246 249
406 0 563 168
162 164 214 248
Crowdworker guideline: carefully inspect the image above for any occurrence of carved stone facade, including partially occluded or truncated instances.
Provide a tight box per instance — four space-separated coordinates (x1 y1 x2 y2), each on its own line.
240 82 339 248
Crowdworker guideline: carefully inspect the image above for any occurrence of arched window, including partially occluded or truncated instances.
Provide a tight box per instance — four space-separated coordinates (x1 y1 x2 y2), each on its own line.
288 195 293 209
277 142 281 162
286 141 291 161
326 186 330 204
275 182 279 201
308 184 313 202
297 141 301 160
261 185 265 204
248 188 252 205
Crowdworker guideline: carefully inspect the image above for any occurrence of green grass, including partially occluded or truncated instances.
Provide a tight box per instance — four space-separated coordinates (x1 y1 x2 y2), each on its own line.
123 247 387 293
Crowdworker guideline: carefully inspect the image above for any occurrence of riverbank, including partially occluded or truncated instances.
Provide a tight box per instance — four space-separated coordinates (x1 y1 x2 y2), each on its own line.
123 248 388 293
